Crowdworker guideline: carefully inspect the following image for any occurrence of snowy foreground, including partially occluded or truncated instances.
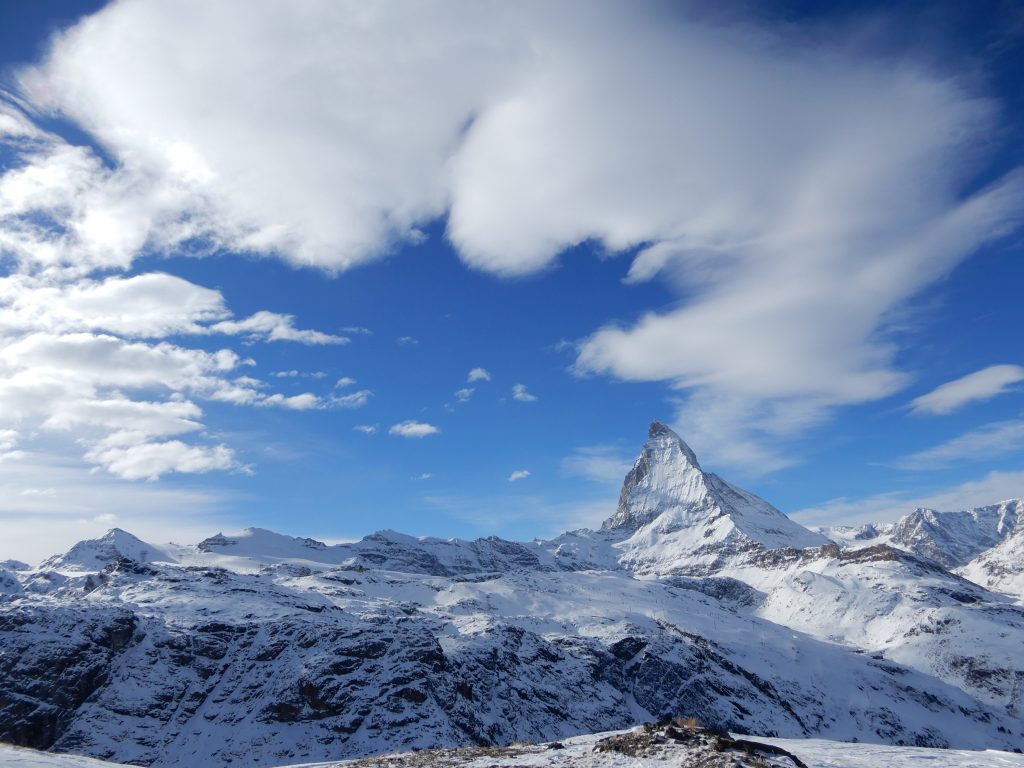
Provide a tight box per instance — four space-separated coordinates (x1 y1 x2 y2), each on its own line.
3 725 1024 768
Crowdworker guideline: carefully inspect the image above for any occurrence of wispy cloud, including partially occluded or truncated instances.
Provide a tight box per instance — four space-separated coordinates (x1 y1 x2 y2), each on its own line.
396 336 419 346
512 383 537 402
353 424 378 435
562 445 632 485
454 387 474 402
335 376 357 388
209 311 348 345
909 365 1024 415
329 389 372 409
895 419 1024 470
389 420 440 438
507 469 530 482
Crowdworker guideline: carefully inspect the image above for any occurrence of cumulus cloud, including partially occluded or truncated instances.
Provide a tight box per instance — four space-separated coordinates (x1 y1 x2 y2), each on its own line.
909 365 1024 415
467 367 491 383
85 440 240 481
0 1 1021 478
389 420 440 438
454 387 474 403
512 383 537 402
0 311 339 477
507 469 530 482
335 376 357 388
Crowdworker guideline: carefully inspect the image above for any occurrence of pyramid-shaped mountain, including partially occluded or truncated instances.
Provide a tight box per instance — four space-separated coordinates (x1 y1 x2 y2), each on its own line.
604 420 828 575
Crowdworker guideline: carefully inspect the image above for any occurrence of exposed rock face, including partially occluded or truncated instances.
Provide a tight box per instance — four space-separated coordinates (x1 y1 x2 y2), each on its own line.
888 502 1021 569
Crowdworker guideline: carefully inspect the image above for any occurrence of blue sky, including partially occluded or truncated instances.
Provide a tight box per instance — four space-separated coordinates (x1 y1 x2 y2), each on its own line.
0 0 1022 562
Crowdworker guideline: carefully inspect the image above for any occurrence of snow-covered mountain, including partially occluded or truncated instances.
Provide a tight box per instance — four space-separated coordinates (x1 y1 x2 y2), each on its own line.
959 525 1024 599
822 500 1022 570
601 420 829 575
41 529 178 573
2 421 1023 767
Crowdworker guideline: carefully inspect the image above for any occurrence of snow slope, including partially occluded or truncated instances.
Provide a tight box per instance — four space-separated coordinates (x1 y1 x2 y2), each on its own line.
960 525 1024 599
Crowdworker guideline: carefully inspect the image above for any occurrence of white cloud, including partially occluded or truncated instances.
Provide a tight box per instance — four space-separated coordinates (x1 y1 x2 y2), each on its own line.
575 174 1024 472
256 392 322 411
396 336 418 346
454 387 474 402
210 310 348 345
792 468 1024 528
84 439 241 481
353 424 378 435
909 365 1024 415
273 369 300 378
512 383 537 402
467 367 491 383
414 472 433 481
507 469 530 482
335 376 357 388
329 389 372 409
389 420 440 438
895 420 1024 470
341 326 372 335
0 429 18 453
0 272 227 337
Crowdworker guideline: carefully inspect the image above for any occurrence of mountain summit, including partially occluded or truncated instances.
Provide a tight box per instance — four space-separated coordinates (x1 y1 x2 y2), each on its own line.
605 420 828 574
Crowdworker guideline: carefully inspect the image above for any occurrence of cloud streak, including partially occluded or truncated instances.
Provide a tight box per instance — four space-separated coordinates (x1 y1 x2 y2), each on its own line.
909 365 1024 415
895 419 1024 470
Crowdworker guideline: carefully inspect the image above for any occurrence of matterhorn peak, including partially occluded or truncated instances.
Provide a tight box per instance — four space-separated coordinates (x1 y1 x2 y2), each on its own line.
602 420 828 571
602 419 709 531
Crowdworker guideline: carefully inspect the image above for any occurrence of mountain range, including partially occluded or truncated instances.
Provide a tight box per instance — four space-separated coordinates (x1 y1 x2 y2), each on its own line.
1 420 1022 766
